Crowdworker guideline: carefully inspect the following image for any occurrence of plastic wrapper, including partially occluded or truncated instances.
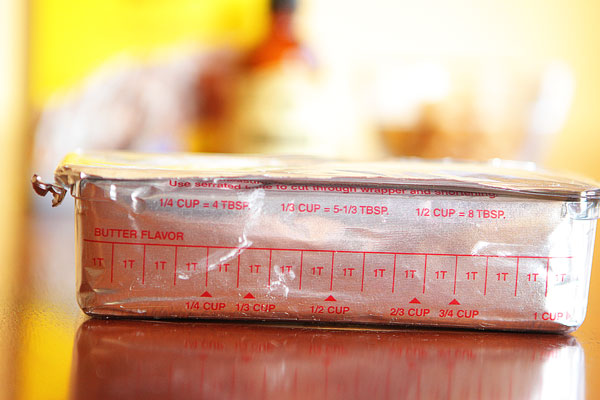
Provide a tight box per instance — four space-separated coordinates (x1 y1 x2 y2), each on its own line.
33 151 600 332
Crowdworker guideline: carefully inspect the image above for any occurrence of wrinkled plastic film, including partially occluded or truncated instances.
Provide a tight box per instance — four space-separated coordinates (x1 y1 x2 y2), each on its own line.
43 152 600 331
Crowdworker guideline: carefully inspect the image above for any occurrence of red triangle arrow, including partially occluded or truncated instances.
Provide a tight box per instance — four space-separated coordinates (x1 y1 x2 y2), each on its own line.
325 295 336 301
200 291 212 298
243 293 255 299
449 299 460 305
409 297 421 304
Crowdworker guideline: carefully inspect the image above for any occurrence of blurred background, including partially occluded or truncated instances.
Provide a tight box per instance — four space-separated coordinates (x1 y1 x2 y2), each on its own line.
1 0 600 399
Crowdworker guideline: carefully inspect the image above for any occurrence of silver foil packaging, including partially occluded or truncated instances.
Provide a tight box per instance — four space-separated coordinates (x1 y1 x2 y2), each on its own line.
35 152 600 332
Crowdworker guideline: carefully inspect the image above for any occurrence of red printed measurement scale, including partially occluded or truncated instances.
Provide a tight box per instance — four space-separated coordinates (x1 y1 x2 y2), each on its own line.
35 152 600 332
89 240 569 322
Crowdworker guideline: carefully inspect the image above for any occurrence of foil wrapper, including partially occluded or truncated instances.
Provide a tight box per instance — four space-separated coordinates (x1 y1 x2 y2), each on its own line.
34 151 600 332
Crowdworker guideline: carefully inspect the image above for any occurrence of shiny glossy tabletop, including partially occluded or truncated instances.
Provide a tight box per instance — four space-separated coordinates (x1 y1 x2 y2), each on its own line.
2 213 600 400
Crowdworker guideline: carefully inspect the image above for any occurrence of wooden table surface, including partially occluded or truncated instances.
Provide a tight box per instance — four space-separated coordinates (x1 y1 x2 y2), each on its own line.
2 213 599 400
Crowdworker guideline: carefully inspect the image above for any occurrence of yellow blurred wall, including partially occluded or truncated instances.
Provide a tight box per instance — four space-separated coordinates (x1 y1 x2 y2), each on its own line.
29 0 267 108
0 0 27 297
0 2 27 399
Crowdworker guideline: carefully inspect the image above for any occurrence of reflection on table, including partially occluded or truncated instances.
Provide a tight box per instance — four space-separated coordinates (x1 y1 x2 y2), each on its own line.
70 320 584 400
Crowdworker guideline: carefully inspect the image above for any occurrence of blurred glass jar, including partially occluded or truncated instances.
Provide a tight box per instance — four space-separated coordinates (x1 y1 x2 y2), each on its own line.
371 60 574 162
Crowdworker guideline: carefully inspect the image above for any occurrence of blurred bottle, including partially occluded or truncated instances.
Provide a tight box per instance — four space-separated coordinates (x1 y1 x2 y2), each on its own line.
244 0 311 70
190 0 376 158
193 0 345 156
224 0 330 155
